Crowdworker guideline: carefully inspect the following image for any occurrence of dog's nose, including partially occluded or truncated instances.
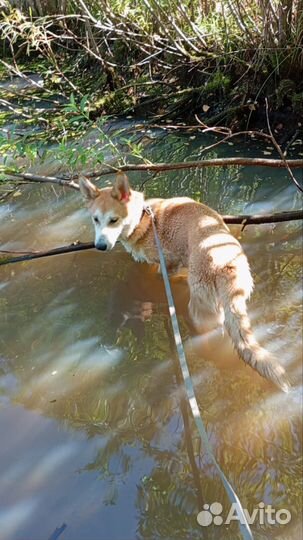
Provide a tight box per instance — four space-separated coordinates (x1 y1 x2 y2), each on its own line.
95 241 108 251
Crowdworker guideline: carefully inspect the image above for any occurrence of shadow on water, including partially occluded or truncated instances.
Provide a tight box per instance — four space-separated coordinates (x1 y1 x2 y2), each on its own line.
0 121 302 540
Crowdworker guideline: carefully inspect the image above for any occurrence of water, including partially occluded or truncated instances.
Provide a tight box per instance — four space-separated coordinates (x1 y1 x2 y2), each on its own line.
0 103 302 539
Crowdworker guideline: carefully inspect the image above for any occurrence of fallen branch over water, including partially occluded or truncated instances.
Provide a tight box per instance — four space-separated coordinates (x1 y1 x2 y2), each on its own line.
223 210 303 224
7 156 303 190
0 242 94 265
10 172 80 190
87 157 303 177
1 210 302 266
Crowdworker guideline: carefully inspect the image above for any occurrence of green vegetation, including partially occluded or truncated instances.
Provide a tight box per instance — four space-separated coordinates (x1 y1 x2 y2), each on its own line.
0 1 302 124
0 88 148 185
0 1 302 190
0 1 302 191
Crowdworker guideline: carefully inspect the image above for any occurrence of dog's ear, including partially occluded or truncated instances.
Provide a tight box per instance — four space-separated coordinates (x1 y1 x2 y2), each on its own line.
79 176 99 200
111 172 130 203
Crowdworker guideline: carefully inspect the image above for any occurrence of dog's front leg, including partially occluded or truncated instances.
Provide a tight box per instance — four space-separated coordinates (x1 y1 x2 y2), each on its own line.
156 261 182 275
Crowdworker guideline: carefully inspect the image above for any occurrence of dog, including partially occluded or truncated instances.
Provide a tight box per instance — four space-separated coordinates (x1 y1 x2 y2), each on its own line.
79 172 290 392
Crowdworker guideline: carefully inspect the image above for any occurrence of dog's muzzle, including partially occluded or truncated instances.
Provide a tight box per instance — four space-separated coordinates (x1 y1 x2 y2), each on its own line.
95 241 108 251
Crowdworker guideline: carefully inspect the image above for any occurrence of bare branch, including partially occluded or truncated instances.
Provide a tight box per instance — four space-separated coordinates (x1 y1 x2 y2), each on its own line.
1 209 302 267
223 210 303 224
6 154 303 191
86 157 303 177
265 98 303 194
10 172 80 190
0 242 94 265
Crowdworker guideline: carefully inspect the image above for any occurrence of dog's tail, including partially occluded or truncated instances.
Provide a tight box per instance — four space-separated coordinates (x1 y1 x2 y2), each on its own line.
216 271 290 393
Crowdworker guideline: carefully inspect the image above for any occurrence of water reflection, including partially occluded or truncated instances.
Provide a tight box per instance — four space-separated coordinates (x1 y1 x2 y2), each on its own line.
0 129 302 540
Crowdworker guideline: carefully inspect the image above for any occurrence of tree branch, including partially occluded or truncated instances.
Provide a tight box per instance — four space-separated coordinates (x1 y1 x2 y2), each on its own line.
1 211 302 266
84 157 303 177
223 210 303 224
7 155 303 191
0 242 94 265
10 172 80 190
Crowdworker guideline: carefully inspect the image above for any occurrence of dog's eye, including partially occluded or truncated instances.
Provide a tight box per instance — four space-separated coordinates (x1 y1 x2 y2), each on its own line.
93 217 100 225
109 217 119 225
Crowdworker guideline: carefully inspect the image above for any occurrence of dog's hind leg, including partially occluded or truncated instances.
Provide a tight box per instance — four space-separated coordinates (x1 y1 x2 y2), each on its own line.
187 277 225 341
185 280 225 360
188 275 224 327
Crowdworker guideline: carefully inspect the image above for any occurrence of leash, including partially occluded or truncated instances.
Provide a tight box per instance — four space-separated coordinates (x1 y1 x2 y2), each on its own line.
145 205 253 540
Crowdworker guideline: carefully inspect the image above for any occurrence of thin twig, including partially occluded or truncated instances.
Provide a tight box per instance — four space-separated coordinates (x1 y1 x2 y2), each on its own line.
265 98 303 194
0 59 51 93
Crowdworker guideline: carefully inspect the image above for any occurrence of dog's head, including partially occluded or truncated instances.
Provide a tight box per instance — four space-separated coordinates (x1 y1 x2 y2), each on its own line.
79 173 144 251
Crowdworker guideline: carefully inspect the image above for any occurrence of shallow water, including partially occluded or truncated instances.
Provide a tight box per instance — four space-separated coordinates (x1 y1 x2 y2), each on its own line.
0 119 302 540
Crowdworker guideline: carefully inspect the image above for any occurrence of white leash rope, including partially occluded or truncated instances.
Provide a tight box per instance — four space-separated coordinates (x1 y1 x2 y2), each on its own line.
146 206 253 540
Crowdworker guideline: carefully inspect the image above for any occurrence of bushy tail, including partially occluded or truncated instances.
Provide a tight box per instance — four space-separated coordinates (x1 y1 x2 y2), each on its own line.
217 276 290 393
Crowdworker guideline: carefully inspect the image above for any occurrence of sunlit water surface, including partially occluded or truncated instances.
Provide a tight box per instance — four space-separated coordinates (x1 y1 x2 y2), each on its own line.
0 119 302 540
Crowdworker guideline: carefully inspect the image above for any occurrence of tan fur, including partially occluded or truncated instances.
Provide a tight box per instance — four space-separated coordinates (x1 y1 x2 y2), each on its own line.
80 174 290 392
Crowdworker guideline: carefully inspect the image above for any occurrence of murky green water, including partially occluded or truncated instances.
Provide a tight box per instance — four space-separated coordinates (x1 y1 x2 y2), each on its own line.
0 95 302 540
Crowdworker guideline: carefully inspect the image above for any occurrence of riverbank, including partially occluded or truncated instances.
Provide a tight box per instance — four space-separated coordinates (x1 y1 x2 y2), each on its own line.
1 2 302 144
